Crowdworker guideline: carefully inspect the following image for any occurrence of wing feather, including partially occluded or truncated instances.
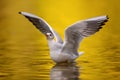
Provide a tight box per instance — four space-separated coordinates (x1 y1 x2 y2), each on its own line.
19 12 63 43
19 12 53 35
62 16 108 55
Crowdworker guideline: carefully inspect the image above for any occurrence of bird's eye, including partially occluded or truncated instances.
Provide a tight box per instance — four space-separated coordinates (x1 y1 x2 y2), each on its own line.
49 34 52 36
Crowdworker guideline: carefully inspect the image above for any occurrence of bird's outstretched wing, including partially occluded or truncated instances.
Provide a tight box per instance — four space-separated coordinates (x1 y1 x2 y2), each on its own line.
19 12 63 43
62 16 108 54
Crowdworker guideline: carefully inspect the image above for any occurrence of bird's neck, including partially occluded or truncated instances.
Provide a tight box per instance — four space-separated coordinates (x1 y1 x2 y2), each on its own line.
47 39 56 50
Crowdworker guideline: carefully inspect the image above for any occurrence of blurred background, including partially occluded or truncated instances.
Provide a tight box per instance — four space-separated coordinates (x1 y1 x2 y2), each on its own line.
0 0 120 80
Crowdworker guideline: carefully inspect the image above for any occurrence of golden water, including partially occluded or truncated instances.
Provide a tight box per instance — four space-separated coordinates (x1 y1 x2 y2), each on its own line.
0 0 120 80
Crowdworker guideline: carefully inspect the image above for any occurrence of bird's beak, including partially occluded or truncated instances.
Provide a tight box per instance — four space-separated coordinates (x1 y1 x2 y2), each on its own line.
45 34 49 38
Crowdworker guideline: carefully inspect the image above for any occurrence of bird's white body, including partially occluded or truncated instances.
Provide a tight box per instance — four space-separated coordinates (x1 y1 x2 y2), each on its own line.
48 39 78 63
20 12 108 63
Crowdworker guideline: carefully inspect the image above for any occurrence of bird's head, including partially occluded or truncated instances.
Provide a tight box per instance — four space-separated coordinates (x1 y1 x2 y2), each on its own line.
45 33 54 39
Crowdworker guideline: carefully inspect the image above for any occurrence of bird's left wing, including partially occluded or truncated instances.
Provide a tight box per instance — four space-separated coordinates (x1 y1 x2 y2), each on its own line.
19 12 63 43
61 16 108 55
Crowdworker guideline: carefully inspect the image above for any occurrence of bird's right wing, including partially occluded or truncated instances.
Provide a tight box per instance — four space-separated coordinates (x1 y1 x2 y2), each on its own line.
62 16 108 55
19 12 63 43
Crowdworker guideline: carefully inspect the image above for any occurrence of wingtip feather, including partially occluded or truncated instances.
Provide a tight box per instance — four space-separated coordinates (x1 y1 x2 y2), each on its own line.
18 11 40 19
18 12 22 14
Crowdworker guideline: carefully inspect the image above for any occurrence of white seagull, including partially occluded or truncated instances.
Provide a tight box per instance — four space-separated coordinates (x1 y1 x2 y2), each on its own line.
19 12 108 63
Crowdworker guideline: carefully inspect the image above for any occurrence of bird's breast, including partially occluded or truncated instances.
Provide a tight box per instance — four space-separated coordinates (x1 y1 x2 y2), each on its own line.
50 51 76 63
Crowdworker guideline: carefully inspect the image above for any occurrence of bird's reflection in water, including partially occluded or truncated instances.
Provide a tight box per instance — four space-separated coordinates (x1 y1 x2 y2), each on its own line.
50 63 80 80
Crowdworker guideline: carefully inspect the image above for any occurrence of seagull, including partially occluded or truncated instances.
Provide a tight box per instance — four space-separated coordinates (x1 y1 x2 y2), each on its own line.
19 12 108 63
